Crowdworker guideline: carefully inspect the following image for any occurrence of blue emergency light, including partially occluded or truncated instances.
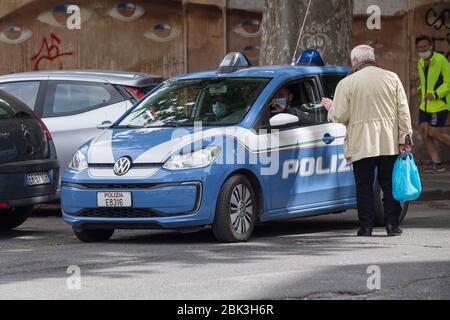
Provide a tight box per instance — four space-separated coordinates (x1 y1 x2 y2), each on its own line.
219 52 252 73
296 50 325 66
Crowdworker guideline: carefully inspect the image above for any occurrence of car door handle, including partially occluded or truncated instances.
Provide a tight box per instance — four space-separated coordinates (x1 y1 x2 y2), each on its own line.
323 133 336 145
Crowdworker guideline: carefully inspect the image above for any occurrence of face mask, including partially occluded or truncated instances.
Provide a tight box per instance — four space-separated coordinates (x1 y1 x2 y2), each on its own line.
419 50 432 60
212 102 227 118
271 98 288 113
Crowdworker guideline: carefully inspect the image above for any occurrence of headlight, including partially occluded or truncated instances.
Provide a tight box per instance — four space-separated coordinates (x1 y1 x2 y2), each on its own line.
68 150 88 171
163 146 221 171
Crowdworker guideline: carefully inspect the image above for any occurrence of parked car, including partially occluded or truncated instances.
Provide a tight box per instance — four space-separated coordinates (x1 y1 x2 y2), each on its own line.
0 90 59 231
0 70 163 185
61 52 409 243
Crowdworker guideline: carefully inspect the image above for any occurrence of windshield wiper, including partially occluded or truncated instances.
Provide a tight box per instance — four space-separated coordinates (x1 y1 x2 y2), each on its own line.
112 124 146 129
155 122 185 128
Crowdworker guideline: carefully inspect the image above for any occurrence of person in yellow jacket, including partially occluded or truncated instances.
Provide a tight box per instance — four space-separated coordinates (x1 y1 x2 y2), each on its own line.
416 35 450 172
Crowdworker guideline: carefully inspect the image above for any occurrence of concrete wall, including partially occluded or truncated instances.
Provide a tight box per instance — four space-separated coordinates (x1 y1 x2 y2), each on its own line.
0 0 34 18
0 0 264 78
0 0 449 162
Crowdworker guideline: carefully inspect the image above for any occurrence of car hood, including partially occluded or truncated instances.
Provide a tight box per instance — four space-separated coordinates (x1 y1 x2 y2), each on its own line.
87 127 232 164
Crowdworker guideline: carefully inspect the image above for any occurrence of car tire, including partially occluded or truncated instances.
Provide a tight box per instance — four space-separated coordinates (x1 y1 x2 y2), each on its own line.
374 182 409 227
212 174 258 243
73 228 115 243
0 206 33 231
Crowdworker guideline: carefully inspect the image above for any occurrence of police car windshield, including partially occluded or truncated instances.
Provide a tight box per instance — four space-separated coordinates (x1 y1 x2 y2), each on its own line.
118 78 270 128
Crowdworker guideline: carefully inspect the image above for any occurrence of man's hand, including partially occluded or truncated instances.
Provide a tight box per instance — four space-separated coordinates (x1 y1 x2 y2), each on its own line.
399 144 412 157
270 103 285 114
321 98 333 110
425 93 435 101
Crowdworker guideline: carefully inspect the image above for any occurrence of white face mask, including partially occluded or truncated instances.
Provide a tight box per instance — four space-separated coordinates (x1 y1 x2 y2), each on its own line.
212 102 227 118
419 49 432 60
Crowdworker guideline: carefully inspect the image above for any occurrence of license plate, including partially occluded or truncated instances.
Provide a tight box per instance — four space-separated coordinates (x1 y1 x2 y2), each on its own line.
25 172 51 186
97 192 132 208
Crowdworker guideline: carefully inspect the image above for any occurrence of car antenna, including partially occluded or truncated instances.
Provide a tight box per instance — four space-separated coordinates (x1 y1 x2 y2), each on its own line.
291 0 313 66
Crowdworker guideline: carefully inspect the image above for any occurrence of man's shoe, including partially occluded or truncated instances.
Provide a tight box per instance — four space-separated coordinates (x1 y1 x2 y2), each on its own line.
357 228 373 237
386 225 403 237
424 163 446 173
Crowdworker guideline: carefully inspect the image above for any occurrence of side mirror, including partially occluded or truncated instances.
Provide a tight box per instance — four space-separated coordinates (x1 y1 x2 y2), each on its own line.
97 121 112 130
269 113 299 128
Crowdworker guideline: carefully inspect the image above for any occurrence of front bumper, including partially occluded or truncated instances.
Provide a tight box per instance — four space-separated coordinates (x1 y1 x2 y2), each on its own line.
62 181 202 216
61 166 228 230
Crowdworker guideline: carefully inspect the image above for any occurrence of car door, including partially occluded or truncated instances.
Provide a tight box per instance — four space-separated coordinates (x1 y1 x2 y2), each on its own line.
321 73 355 200
262 77 342 216
41 80 128 180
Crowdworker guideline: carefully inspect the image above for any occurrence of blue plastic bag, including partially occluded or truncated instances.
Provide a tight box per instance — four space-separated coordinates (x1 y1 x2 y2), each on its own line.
392 153 422 202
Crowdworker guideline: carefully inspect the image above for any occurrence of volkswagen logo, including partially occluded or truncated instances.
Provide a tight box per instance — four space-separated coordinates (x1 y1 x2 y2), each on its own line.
114 157 132 176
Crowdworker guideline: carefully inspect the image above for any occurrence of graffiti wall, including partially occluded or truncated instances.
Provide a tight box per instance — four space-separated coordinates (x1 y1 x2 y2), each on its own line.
0 0 263 77
353 14 409 86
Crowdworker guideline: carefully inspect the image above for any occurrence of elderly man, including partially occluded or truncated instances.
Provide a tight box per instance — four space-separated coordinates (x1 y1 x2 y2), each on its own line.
322 45 413 237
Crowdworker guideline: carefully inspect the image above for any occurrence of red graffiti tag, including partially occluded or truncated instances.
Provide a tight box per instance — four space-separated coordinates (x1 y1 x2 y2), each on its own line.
32 33 73 71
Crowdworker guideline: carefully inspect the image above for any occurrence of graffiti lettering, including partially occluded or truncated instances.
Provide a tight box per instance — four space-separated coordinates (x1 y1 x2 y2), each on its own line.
425 8 450 30
302 22 332 56
31 34 73 71
431 34 450 60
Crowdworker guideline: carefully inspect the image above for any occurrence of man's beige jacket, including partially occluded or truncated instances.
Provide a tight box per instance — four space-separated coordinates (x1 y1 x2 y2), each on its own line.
328 66 413 164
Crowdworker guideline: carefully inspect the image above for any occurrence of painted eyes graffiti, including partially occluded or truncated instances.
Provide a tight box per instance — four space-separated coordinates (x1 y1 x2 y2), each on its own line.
233 19 262 38
243 45 260 59
144 24 181 43
107 2 145 22
38 4 93 28
0 26 32 44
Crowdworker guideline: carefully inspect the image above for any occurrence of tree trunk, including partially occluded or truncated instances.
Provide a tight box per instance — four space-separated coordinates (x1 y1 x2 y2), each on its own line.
260 0 353 66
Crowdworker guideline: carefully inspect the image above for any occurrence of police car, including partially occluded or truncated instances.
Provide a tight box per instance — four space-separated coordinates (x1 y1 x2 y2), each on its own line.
61 51 408 243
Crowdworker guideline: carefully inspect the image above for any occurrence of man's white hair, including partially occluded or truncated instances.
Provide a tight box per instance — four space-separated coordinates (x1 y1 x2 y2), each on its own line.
351 45 376 62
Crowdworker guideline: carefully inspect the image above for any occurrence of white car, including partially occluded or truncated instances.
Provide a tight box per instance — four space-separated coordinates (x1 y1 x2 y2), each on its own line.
0 70 162 187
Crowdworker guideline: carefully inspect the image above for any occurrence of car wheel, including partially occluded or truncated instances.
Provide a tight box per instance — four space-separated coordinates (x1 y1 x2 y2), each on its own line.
0 206 33 231
374 182 409 227
212 175 258 243
73 228 115 243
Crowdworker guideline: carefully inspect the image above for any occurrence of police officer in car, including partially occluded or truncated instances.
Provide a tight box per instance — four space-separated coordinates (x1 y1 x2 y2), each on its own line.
270 87 315 125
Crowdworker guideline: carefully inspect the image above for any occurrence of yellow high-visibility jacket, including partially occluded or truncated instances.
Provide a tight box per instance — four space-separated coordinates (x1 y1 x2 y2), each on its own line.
418 52 450 113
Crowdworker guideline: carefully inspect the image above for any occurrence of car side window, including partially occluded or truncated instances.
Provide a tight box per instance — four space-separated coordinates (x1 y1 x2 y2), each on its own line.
321 74 346 99
43 81 123 118
0 81 40 110
283 78 328 126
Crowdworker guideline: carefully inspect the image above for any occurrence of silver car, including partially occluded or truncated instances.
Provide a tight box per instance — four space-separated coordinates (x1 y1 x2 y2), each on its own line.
0 70 162 186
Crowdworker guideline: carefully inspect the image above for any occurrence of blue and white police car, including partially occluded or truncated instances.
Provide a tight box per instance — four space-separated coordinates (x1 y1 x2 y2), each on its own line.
61 51 408 243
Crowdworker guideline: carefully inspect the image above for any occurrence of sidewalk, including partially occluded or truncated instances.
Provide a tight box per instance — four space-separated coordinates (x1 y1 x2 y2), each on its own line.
418 165 450 201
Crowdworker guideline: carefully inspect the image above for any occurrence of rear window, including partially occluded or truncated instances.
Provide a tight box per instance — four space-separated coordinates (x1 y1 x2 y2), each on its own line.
0 98 14 119
0 81 40 110
0 94 31 120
